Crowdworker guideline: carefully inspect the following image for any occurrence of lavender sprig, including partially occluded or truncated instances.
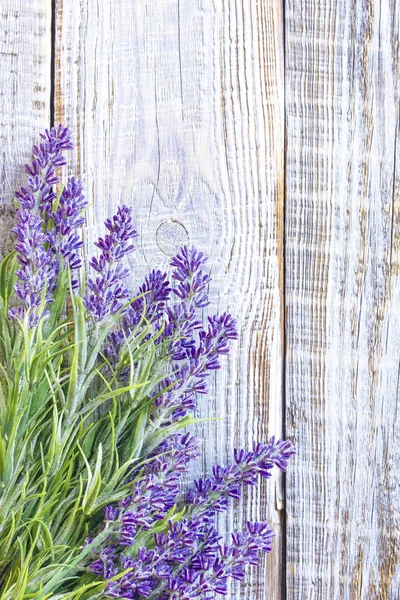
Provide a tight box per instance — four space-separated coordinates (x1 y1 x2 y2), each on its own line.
188 438 296 516
93 517 275 599
84 205 138 321
90 433 200 553
170 246 211 309
17 124 73 218
10 126 87 325
87 438 294 599
154 312 238 421
46 177 88 288
10 211 55 326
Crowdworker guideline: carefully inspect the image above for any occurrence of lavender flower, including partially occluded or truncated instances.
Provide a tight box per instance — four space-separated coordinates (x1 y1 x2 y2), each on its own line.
167 521 274 598
87 438 294 599
94 517 275 599
170 246 211 308
188 438 296 515
130 269 171 326
164 247 211 353
46 177 88 288
10 126 87 325
153 312 238 421
105 269 171 363
85 205 138 321
10 211 55 326
146 247 238 421
90 433 200 554
17 124 73 217
100 518 221 599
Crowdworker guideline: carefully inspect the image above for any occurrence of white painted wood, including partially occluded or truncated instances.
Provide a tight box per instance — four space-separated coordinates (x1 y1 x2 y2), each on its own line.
3 1 400 598
285 1 400 598
0 1 51 256
55 0 285 597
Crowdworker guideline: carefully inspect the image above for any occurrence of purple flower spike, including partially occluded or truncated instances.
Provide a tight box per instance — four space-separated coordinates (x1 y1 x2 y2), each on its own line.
188 437 296 516
95 433 200 552
40 124 74 153
154 310 237 421
10 126 88 326
104 269 171 364
22 125 73 215
10 210 55 326
84 205 138 321
45 177 88 289
87 436 294 600
171 246 211 308
130 269 171 325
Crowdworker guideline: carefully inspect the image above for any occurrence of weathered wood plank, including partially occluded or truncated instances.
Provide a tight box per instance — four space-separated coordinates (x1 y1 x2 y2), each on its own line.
0 1 51 256
285 1 400 598
55 0 285 597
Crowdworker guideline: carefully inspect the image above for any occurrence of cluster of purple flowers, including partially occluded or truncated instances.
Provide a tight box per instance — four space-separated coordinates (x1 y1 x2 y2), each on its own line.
11 125 87 325
87 436 294 598
88 237 238 422
151 310 238 422
9 126 295 599
104 269 172 364
101 520 273 599
146 249 238 422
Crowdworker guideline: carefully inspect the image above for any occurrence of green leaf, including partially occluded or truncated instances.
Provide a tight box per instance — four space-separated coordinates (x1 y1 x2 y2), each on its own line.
80 443 102 514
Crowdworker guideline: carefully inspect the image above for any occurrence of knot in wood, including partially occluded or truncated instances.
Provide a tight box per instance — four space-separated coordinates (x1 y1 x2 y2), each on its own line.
156 220 189 256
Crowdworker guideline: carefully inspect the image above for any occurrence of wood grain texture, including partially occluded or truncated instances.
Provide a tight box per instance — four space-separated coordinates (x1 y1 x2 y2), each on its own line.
4 1 399 597
55 0 285 597
0 1 51 256
285 1 400 598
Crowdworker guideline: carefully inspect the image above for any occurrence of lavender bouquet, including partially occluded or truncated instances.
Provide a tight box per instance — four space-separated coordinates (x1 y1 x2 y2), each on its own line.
0 126 295 599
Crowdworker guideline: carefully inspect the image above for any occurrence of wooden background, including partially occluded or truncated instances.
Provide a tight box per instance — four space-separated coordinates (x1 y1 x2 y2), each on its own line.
1 1 399 598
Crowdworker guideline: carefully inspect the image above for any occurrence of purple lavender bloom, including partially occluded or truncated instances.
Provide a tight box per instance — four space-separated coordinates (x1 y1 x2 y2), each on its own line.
153 311 238 421
84 205 138 321
188 438 296 515
88 547 118 580
131 269 171 325
160 247 211 361
88 438 294 599
10 210 55 326
104 269 171 363
45 177 88 288
170 521 274 597
152 521 273 598
91 433 199 556
17 125 73 217
147 248 237 421
100 518 220 599
170 246 211 309
11 126 88 325
198 313 238 369
98 517 274 599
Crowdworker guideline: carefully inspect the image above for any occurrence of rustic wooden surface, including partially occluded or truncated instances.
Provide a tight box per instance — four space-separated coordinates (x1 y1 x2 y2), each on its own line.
285 1 400 598
1 1 400 598
0 1 50 256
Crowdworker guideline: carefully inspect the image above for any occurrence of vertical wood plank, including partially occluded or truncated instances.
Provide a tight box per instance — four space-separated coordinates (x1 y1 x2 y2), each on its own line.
285 1 400 598
0 1 51 255
55 0 285 597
